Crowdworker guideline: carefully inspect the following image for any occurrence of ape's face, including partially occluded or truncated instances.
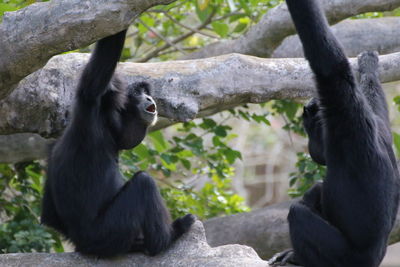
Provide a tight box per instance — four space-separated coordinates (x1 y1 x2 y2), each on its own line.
126 82 158 127
303 98 326 165
115 82 158 150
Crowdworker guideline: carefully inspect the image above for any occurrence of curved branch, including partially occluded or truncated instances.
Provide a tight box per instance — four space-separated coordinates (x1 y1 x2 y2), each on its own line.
0 52 400 163
204 200 400 260
1 52 400 137
0 134 53 164
185 0 400 60
273 17 400 58
0 0 176 99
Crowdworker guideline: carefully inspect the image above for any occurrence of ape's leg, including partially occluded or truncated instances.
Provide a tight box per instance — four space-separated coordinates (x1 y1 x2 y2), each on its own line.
302 182 323 214
41 188 68 236
287 202 351 267
358 51 389 123
269 183 323 266
132 171 194 255
75 171 194 257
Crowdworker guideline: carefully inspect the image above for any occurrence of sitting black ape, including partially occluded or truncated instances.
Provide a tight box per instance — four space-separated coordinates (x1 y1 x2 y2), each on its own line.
41 30 195 257
269 0 400 266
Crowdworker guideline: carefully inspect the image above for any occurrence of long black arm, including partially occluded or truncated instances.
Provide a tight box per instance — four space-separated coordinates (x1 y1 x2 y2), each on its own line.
286 0 374 139
286 0 349 78
77 30 127 103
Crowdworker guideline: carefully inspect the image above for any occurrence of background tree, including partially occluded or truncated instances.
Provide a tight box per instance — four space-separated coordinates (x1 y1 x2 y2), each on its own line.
0 0 399 256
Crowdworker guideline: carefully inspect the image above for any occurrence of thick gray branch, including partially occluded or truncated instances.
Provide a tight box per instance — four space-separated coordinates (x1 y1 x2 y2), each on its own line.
0 0 175 99
185 0 400 60
0 52 400 163
273 17 400 58
204 201 400 260
0 134 53 164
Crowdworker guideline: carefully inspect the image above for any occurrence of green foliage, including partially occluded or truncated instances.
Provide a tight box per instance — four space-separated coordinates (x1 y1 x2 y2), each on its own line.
288 153 326 197
0 163 63 253
161 177 249 220
0 0 48 18
271 100 304 135
130 0 283 61
269 100 326 197
120 115 250 220
394 97 400 157
0 114 252 253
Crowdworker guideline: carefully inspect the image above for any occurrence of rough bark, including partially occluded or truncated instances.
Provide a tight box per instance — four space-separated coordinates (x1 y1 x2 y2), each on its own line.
273 17 400 58
0 221 272 267
204 201 400 260
0 0 176 99
0 134 53 164
1 52 400 163
185 0 400 60
2 52 400 137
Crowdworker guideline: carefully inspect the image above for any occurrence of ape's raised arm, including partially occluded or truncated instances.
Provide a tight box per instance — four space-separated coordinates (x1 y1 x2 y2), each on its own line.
77 30 127 103
286 0 350 78
286 0 372 137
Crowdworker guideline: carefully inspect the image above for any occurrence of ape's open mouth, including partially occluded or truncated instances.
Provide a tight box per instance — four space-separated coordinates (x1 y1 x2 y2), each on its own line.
146 104 156 113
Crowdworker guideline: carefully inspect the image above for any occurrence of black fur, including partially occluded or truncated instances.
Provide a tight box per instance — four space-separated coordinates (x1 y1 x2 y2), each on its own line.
41 30 195 257
269 0 400 266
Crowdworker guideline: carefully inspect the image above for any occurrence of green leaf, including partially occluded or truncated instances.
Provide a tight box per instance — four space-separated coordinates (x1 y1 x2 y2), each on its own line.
224 149 242 164
211 22 229 37
197 0 211 11
238 0 252 17
251 114 271 125
0 4 18 16
233 22 247 33
180 159 191 170
195 2 213 23
160 154 177 171
149 131 169 152
394 96 400 112
214 126 227 137
141 15 155 27
133 144 150 159
201 118 217 129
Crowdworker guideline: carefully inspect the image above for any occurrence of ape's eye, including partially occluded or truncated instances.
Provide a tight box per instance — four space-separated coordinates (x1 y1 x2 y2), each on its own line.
128 89 141 98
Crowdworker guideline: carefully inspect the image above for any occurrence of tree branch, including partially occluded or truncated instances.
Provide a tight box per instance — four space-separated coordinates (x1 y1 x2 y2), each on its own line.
136 9 216 62
0 0 177 99
204 200 400 260
273 17 400 58
185 0 400 60
1 52 400 163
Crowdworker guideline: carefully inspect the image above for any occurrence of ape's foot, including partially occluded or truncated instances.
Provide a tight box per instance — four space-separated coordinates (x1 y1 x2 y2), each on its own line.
172 214 196 238
357 51 379 74
268 249 301 266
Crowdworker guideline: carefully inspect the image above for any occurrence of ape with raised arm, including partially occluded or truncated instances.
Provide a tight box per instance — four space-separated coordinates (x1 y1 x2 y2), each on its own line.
269 0 400 266
41 30 195 257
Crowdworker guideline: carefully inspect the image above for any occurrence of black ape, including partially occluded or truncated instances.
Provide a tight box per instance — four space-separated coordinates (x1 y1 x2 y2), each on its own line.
41 30 194 257
269 0 400 266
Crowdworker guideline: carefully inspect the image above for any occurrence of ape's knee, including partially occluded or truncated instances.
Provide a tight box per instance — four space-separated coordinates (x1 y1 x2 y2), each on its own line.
303 182 322 209
288 201 312 224
132 171 157 188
